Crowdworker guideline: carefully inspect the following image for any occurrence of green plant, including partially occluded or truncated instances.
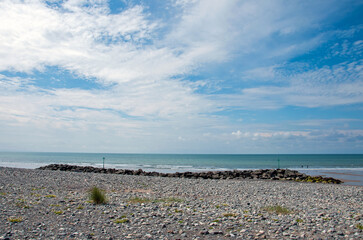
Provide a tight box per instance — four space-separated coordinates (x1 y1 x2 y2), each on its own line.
155 197 184 203
223 213 237 217
114 218 129 223
89 187 106 204
45 194 56 198
174 209 183 213
296 218 303 223
356 224 363 230
262 205 292 215
16 199 30 209
8 217 22 223
77 205 84 209
54 210 63 215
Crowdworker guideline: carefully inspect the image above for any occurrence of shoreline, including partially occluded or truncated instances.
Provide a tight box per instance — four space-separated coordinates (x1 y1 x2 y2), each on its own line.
321 171 363 177
299 169 363 186
1 167 362 239
1 161 362 185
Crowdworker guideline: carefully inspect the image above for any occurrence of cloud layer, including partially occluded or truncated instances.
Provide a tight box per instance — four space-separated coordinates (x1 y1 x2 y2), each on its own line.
0 0 362 153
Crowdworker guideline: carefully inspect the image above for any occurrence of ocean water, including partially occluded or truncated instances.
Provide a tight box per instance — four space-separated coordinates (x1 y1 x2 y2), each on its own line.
0 152 362 185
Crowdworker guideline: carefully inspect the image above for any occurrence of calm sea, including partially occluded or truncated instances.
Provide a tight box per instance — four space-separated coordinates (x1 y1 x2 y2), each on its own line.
1 152 362 185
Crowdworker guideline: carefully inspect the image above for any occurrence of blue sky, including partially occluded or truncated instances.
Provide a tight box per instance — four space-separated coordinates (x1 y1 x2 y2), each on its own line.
0 0 362 153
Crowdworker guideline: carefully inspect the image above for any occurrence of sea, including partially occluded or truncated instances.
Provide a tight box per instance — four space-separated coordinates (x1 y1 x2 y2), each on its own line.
0 152 362 186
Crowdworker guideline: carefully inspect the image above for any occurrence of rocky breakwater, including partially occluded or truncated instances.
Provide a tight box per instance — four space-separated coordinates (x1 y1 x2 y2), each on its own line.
38 164 342 184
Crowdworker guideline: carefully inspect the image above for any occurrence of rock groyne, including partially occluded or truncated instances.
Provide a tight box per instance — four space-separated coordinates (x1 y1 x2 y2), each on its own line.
38 164 342 184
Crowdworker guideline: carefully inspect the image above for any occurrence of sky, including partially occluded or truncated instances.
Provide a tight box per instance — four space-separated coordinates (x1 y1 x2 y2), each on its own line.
0 0 362 154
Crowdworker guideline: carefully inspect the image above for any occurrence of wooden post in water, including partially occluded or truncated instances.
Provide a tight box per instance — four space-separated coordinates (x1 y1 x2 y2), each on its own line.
103 157 105 169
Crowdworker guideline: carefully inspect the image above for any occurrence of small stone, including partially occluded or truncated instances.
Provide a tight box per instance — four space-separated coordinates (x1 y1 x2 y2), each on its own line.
199 230 209 235
209 230 223 235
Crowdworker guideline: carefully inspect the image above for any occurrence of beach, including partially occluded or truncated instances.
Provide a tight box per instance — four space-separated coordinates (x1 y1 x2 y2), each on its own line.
0 167 362 239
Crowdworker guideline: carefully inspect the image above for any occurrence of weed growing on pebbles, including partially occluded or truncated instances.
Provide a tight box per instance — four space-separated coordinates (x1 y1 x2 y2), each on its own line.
114 218 129 223
45 194 56 198
223 213 237 217
262 205 292 215
89 187 106 204
8 217 23 223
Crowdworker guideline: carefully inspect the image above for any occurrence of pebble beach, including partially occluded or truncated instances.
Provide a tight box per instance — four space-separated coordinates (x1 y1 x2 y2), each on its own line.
0 167 362 239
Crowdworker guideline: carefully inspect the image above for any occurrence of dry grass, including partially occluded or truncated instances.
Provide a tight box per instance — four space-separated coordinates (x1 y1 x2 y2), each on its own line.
262 205 292 215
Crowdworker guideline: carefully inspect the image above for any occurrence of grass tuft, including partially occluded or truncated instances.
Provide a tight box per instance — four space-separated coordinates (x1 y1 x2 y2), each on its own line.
223 213 237 217
89 187 106 204
355 224 363 230
114 218 129 223
45 194 56 198
154 197 184 203
8 217 22 223
262 205 292 215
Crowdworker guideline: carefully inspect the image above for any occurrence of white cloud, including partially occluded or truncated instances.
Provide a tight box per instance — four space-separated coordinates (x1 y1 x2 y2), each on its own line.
0 0 362 153
232 130 310 140
231 130 242 138
218 60 363 110
242 65 279 81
